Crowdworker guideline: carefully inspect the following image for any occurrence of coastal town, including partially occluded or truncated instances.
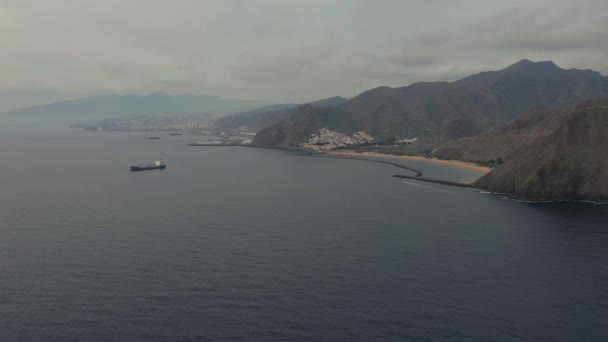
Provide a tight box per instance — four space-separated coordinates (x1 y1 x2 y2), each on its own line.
74 116 422 151
300 128 376 151
73 116 217 134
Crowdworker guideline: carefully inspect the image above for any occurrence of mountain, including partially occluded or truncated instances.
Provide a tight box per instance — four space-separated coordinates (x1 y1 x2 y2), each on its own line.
254 60 608 146
253 105 356 146
214 96 348 132
428 104 574 163
0 92 263 127
475 99 608 202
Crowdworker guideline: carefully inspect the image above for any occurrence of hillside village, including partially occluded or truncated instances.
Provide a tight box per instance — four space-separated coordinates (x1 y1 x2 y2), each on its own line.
299 128 375 151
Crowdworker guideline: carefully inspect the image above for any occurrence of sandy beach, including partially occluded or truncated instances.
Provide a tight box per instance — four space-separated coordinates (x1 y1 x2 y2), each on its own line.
327 151 493 174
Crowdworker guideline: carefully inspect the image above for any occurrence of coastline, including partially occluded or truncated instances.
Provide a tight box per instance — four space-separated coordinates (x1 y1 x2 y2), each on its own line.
188 143 490 184
188 144 606 204
327 151 493 174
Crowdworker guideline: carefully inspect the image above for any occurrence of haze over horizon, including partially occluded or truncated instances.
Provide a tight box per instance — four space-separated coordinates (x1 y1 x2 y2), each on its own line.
1 0 608 111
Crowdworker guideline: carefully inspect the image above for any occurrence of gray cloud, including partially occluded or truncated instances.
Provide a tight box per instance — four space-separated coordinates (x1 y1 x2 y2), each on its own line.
1 0 608 111
100 63 130 76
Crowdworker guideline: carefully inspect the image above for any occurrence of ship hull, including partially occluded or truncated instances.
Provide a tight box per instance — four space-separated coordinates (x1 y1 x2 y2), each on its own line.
130 165 167 172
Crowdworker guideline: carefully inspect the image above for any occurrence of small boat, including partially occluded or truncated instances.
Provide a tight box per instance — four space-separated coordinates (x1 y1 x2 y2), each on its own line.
148 136 161 140
130 160 166 172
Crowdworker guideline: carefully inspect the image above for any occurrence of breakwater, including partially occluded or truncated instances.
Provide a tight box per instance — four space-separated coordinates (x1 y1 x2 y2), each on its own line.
189 143 481 188
315 154 423 177
392 174 474 188
322 153 476 188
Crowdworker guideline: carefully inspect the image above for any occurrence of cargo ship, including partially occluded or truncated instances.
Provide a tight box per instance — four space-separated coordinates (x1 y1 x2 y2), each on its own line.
170 132 183 136
130 160 166 172
148 136 161 140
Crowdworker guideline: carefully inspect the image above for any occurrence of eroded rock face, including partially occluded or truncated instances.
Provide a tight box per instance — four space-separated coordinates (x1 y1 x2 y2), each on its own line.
475 100 608 202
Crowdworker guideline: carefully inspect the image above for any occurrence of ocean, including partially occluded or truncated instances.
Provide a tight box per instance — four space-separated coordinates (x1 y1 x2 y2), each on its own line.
1 129 607 341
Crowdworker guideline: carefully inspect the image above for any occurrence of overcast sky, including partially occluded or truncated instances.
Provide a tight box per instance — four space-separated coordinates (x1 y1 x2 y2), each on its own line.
1 0 607 111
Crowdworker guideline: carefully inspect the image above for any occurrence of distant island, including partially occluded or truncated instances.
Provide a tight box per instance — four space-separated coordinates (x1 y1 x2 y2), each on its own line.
0 92 263 128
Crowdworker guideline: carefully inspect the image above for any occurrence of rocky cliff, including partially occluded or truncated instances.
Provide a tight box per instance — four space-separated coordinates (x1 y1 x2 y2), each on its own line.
475 99 608 202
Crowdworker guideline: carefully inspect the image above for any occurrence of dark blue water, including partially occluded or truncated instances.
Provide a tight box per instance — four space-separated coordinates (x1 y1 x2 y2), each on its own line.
1 130 608 341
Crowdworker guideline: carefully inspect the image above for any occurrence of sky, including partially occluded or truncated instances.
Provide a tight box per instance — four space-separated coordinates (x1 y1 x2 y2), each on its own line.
1 0 607 111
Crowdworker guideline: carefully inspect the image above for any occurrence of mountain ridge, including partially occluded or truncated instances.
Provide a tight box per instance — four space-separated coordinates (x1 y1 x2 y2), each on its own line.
254 60 608 147
213 96 348 131
0 92 264 127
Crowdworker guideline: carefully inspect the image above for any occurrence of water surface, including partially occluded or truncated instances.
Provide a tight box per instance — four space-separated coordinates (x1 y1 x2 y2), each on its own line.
1 130 607 341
